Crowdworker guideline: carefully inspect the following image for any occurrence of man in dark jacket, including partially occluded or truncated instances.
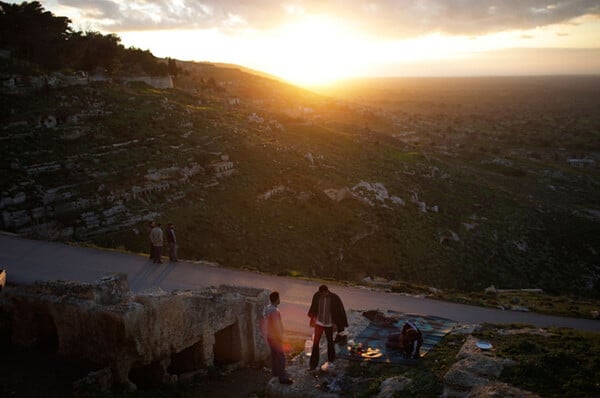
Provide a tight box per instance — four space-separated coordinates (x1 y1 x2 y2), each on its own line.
307 285 348 370
166 223 178 262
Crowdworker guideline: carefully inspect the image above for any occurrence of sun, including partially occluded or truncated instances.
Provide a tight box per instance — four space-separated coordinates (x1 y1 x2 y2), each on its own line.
263 17 362 86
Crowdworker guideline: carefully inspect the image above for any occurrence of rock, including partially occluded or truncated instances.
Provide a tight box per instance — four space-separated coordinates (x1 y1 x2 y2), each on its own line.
443 366 489 390
93 273 130 305
484 285 496 294
376 375 412 398
72 367 114 397
306 152 314 166
453 356 505 379
444 335 523 398
457 336 490 360
323 187 354 203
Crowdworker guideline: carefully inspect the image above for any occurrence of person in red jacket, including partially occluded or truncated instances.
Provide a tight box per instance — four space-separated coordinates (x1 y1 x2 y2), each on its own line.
307 285 348 370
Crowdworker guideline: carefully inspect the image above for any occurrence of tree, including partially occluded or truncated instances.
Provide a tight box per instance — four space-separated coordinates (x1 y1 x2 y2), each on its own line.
0 1 169 75
0 1 71 69
167 58 179 76
76 31 124 73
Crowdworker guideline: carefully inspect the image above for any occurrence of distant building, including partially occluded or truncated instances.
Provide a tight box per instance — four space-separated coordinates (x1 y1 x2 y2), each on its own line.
209 155 235 178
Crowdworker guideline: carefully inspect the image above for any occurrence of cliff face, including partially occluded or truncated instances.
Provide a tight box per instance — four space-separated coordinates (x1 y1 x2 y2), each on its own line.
0 273 270 390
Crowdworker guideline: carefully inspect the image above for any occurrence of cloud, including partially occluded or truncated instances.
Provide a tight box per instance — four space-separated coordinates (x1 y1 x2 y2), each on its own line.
51 0 600 36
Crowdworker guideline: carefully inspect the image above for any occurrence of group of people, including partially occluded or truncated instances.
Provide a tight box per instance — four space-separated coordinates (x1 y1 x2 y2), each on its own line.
262 284 423 385
147 221 178 264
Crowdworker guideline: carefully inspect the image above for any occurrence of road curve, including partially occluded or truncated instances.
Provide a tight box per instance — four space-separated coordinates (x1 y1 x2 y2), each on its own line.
1 233 598 335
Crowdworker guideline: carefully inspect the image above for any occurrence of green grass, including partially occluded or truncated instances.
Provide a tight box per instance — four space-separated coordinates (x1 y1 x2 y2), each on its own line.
475 325 600 397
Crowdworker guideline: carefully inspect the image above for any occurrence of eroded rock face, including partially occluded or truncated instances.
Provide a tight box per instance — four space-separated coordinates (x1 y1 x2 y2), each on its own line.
0 273 270 390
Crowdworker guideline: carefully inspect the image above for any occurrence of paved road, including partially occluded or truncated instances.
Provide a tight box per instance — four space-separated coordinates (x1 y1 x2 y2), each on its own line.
1 233 598 334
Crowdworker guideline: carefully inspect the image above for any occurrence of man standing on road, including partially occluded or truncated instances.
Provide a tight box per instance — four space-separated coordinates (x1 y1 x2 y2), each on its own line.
147 221 155 259
307 285 348 371
166 223 178 262
262 291 293 385
149 222 164 264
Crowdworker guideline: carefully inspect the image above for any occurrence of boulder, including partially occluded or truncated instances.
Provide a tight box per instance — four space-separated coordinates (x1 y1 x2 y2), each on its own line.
443 335 524 398
72 367 114 397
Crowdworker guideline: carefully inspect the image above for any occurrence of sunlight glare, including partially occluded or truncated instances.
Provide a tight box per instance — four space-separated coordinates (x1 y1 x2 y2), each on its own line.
265 17 362 85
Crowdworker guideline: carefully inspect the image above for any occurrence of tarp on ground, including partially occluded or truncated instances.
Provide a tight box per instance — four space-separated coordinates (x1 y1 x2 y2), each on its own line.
337 311 457 364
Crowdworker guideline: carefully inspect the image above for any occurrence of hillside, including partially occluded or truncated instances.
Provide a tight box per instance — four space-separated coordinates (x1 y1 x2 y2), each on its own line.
1 64 599 297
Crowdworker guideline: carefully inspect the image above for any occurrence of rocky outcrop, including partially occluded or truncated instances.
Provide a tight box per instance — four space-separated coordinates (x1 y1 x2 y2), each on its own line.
0 274 270 390
442 336 538 398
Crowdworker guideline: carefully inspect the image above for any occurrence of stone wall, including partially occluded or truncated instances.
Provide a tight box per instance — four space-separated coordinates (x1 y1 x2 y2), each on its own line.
0 274 270 390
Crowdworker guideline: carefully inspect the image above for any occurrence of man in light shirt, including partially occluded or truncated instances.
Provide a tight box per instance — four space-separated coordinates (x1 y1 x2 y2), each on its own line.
149 222 163 264
262 291 293 384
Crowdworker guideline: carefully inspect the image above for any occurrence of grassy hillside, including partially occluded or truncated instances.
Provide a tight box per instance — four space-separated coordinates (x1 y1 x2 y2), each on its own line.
1 67 599 299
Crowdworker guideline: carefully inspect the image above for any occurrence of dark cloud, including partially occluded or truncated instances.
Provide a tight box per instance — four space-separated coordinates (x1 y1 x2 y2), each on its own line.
51 0 600 35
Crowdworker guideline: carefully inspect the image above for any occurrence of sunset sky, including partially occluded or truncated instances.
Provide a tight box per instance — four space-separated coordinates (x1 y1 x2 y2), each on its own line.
30 1 600 85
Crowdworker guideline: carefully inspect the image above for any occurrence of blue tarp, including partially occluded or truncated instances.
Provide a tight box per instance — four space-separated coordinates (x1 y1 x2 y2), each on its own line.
337 312 457 364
